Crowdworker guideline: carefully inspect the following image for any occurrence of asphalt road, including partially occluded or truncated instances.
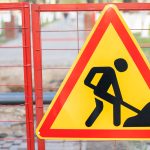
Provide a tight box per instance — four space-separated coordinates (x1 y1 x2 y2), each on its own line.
0 14 85 67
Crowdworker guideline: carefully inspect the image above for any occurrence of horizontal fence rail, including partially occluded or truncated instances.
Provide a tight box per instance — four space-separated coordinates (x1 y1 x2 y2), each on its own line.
33 3 150 11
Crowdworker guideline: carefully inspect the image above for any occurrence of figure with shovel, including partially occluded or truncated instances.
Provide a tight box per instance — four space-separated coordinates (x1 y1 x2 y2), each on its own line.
84 58 150 127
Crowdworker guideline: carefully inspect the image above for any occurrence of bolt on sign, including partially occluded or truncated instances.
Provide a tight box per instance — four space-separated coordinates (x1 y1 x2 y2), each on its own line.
36 4 150 139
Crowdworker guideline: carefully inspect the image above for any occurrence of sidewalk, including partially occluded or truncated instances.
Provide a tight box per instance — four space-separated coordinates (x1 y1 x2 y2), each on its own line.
0 140 149 150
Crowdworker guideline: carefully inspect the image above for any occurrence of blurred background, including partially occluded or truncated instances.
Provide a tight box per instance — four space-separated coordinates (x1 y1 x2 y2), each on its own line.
0 0 150 150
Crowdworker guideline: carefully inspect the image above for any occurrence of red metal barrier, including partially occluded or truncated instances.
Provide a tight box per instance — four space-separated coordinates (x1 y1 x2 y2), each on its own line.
22 3 35 150
0 3 34 150
32 3 150 150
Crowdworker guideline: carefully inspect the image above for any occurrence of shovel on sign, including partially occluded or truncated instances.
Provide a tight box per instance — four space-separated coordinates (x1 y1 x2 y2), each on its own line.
85 96 150 127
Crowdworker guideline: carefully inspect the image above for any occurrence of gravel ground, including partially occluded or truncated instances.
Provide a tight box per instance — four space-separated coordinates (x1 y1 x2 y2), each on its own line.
0 106 149 150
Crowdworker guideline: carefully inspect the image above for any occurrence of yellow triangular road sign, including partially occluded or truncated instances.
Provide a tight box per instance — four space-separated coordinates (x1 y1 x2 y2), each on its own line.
36 4 150 140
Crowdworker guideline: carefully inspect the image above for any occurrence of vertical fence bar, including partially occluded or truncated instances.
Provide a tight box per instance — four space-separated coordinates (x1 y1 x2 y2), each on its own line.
32 4 45 150
22 2 35 150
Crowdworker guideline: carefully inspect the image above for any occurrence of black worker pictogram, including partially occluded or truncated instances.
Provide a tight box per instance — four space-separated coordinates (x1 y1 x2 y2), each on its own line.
84 58 150 127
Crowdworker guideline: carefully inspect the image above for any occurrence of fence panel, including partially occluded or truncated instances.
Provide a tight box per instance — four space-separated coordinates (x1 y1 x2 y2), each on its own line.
0 3 34 150
32 3 150 150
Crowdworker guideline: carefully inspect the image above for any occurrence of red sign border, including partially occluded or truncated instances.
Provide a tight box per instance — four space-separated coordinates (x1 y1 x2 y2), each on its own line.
39 6 150 139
